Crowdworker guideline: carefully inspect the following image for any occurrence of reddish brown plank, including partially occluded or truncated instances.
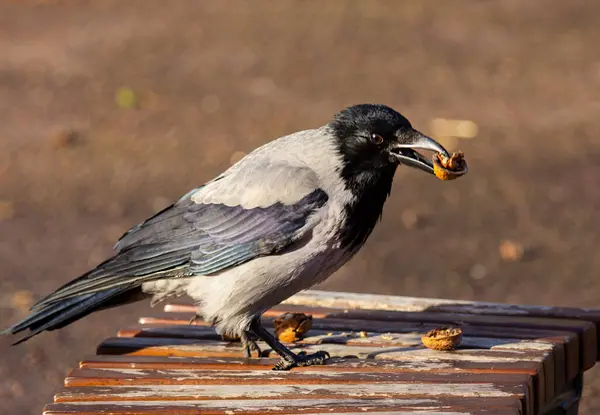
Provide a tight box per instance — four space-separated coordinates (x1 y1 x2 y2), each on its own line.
54 382 527 403
284 290 600 326
80 352 543 407
270 306 596 372
44 288 600 415
116 323 560 402
274 308 597 370
80 354 540 374
137 315 578 386
96 336 550 372
64 367 534 387
45 397 524 415
167 293 600 367
268 304 597 371
62 367 534 414
118 325 222 341
140 313 580 347
119 324 552 351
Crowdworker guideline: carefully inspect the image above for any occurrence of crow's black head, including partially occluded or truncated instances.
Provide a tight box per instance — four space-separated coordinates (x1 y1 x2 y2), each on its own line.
329 104 451 250
330 104 449 177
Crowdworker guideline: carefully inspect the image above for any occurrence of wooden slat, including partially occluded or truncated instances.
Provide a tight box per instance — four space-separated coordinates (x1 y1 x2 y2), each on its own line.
76 353 541 412
285 290 600 324
327 310 593 368
144 314 580 373
168 303 594 372
97 336 551 372
285 290 600 361
64 367 533 387
95 337 546 410
143 311 578 390
80 354 542 374
45 291 600 415
164 305 594 361
118 324 541 348
164 294 598 370
62 366 533 413
116 324 560 402
54 382 526 402
141 313 580 350
62 366 534 414
80 352 543 403
312 308 593 372
44 397 524 415
118 324 554 351
166 296 596 368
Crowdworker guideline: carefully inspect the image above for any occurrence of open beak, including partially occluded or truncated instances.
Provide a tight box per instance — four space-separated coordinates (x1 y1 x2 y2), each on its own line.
388 130 450 174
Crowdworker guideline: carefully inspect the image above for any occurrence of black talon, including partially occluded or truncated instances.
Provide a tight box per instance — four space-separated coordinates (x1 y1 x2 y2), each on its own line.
248 316 330 370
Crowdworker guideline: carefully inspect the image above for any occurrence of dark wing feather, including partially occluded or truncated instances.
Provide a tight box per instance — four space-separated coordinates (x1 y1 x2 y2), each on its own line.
31 189 328 309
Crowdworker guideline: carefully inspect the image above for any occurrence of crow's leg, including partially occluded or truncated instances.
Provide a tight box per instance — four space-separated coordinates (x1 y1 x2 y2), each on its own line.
249 317 329 371
240 331 262 358
189 314 262 357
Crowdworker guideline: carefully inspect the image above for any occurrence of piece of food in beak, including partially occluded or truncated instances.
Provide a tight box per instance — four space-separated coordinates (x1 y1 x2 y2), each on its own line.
433 151 468 181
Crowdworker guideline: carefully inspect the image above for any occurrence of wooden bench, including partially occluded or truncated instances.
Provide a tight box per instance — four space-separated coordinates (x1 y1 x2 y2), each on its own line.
43 290 600 415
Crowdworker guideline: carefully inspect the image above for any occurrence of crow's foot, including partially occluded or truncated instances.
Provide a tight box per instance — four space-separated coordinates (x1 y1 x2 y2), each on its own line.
241 332 262 358
272 350 330 371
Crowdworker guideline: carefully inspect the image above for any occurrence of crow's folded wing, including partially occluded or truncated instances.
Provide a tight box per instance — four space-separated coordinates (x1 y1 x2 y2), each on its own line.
32 170 328 309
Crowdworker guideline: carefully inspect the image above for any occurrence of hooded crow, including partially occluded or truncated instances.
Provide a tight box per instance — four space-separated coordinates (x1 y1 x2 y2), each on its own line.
4 104 457 370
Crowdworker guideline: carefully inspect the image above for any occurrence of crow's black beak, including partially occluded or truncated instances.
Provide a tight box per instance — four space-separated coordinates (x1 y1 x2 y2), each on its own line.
388 130 450 174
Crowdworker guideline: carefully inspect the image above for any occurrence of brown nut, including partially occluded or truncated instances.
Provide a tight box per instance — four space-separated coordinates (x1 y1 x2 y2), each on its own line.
421 327 463 351
433 151 468 181
273 312 313 343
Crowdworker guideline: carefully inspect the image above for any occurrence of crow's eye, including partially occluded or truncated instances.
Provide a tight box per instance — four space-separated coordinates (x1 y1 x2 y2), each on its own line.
370 133 384 145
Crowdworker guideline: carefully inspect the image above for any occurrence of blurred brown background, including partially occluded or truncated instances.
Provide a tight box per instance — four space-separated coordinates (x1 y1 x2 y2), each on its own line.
1 1 600 413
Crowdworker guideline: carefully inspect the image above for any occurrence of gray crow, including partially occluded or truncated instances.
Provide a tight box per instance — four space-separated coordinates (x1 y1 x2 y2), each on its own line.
3 104 459 370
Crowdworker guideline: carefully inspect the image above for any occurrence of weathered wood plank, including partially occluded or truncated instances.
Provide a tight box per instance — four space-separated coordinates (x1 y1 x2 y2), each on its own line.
54 382 525 402
77 353 540 411
521 336 567 397
165 291 600 370
62 367 534 414
64 367 533 387
96 336 553 405
118 324 548 350
165 293 598 369
328 309 594 372
43 290 600 415
135 316 576 396
115 324 559 402
140 313 579 348
285 290 600 323
160 307 589 362
285 289 600 363
223 305 594 373
96 336 549 368
80 354 541 375
139 314 579 383
325 412 520 415
44 397 524 415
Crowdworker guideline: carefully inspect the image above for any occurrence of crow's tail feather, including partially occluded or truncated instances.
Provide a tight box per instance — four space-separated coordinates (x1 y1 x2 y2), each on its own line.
2 286 144 345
